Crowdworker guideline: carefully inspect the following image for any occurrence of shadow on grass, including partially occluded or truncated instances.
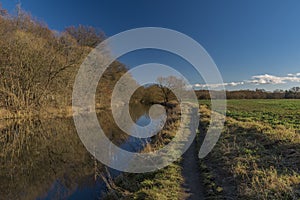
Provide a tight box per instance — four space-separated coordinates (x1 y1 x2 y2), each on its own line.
199 112 300 199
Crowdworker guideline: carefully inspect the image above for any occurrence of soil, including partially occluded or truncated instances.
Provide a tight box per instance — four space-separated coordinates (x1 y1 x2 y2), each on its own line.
181 138 205 200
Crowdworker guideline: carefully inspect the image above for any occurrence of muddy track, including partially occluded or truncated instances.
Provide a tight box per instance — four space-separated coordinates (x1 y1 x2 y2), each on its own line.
181 138 205 200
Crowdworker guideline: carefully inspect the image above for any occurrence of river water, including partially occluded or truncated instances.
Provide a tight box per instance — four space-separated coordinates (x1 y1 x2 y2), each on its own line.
0 104 151 200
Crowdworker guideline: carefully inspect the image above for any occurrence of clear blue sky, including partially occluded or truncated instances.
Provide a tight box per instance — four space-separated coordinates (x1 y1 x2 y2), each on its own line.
2 0 300 91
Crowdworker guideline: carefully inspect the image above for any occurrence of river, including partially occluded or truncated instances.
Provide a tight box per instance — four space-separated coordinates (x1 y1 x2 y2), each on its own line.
0 104 151 200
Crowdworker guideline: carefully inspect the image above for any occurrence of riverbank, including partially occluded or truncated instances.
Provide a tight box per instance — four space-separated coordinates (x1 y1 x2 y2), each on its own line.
102 103 204 199
0 107 73 120
0 103 111 120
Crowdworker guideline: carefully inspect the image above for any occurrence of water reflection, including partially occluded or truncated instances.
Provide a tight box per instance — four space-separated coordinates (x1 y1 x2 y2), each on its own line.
0 104 150 200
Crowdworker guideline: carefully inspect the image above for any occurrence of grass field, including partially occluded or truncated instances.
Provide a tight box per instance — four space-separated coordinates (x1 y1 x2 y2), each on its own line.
200 99 300 130
199 99 300 199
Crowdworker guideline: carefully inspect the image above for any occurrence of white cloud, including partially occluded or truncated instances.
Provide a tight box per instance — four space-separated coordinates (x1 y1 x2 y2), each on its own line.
249 74 286 84
194 81 244 89
249 74 300 85
193 83 202 88
193 83 224 89
193 72 300 89
287 73 300 77
228 81 245 86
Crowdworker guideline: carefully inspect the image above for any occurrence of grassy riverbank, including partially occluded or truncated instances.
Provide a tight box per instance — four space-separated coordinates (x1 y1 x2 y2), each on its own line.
103 105 189 199
0 107 72 120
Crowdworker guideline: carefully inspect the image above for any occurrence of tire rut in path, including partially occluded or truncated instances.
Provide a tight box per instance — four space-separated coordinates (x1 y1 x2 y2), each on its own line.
181 138 205 200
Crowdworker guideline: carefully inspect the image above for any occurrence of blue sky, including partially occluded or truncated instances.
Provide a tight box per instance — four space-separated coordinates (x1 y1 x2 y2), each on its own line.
1 0 300 91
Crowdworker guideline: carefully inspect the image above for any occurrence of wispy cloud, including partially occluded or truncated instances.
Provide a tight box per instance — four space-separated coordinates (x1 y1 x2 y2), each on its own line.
194 81 244 89
194 72 300 89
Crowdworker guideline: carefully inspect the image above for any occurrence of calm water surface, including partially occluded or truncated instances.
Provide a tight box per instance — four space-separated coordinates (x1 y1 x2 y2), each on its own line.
0 104 150 200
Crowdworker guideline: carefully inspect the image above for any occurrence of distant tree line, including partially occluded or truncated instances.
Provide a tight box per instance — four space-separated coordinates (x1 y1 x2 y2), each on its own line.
196 87 300 99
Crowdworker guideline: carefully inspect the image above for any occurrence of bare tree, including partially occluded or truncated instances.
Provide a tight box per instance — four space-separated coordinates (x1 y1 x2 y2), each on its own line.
0 9 88 111
157 76 186 105
65 25 105 47
0 3 8 16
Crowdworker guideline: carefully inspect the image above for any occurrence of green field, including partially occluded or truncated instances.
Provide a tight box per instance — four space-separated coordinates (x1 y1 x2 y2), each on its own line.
200 99 300 130
199 99 300 199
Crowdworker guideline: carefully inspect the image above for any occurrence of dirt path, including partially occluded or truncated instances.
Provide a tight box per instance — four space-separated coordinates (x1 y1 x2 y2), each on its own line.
181 138 205 200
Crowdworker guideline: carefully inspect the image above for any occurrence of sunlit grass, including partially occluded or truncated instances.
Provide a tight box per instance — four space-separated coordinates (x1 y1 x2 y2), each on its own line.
199 100 300 199
200 99 300 129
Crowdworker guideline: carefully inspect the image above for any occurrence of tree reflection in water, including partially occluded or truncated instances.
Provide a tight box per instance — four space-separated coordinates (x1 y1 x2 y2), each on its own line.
0 103 150 200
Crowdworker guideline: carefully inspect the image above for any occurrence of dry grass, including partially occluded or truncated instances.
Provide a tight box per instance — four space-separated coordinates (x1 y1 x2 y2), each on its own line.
103 105 186 200
199 104 300 199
